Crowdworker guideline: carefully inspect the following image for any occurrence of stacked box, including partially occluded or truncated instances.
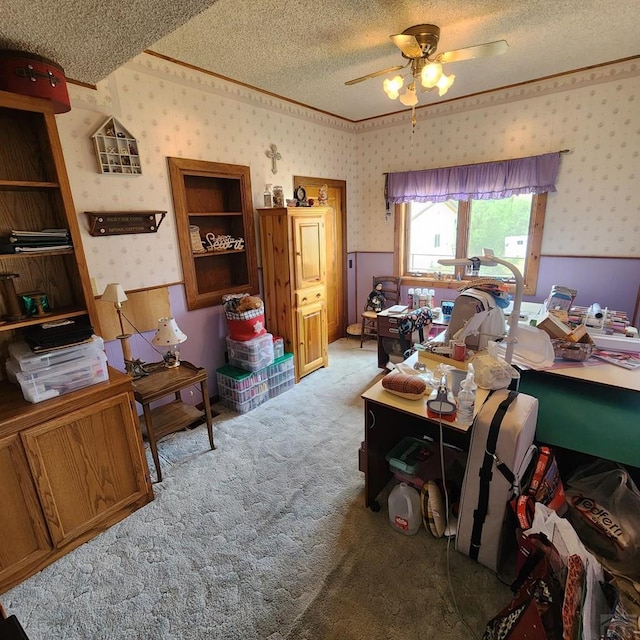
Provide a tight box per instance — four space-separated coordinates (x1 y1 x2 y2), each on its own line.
272 336 284 359
267 353 295 399
9 336 104 372
216 364 269 414
16 351 109 403
226 333 274 371
8 336 108 404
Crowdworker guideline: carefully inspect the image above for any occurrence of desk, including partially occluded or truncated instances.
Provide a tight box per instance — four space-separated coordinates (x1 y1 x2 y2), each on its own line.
132 362 215 482
361 353 488 510
518 362 640 469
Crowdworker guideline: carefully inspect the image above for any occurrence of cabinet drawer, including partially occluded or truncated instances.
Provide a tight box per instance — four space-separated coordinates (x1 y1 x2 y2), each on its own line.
377 315 403 338
295 286 325 307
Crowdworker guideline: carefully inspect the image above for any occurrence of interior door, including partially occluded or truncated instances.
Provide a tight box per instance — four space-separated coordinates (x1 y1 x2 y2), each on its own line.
293 177 346 343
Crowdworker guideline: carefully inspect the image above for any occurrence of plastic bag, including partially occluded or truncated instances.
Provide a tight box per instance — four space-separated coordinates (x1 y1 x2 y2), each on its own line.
565 460 640 580
483 532 565 640
471 352 520 390
525 503 608 640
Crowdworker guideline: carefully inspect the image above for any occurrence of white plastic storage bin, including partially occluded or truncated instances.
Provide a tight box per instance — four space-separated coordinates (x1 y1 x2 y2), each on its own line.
268 376 294 399
218 375 268 404
226 333 274 372
267 353 295 397
221 388 269 414
272 336 285 359
8 336 104 372
216 364 267 396
16 351 109 403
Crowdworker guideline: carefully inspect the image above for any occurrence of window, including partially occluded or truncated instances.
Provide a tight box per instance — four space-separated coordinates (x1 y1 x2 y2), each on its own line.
395 192 546 295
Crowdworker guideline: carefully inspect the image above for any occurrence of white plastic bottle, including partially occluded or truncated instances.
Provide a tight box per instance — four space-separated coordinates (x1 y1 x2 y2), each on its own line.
388 482 422 535
456 364 477 427
407 288 414 309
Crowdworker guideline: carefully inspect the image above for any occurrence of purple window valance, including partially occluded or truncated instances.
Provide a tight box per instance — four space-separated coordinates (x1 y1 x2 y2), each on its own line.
386 152 561 203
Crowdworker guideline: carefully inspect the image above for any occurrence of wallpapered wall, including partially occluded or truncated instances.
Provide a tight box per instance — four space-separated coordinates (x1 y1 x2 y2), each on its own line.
58 53 358 293
351 58 640 256
57 54 638 295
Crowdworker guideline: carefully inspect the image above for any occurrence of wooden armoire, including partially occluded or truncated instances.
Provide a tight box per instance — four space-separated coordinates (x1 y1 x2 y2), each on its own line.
258 207 329 381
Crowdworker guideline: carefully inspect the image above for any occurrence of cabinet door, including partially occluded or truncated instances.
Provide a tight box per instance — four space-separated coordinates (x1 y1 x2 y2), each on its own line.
0 434 52 588
22 392 150 548
292 214 326 290
295 300 328 379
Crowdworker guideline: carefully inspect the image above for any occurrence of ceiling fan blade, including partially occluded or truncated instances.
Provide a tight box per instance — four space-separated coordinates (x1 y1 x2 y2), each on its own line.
344 64 407 86
438 40 508 64
390 34 423 59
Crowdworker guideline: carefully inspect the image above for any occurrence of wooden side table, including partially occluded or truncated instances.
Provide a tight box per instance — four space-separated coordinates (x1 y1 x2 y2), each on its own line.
132 361 215 482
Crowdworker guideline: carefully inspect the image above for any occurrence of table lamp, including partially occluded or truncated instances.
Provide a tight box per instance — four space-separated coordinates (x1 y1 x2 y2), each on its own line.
152 317 187 367
101 282 136 375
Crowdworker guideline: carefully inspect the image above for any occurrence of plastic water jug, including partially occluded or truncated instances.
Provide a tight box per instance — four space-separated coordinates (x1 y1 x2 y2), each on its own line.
388 482 421 535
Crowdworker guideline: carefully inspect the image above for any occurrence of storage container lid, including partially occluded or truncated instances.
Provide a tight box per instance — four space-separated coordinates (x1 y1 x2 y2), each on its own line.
272 352 294 365
216 364 253 380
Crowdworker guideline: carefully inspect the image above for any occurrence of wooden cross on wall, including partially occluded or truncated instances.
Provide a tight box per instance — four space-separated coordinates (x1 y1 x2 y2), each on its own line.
266 143 282 174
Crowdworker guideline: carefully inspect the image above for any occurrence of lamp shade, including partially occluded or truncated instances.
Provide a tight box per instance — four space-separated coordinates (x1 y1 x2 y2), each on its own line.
152 317 187 347
399 83 418 106
383 75 404 99
436 73 455 96
101 282 128 305
421 62 443 88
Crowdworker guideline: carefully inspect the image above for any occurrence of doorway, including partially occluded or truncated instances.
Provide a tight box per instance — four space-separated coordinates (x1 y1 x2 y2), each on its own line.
293 176 347 343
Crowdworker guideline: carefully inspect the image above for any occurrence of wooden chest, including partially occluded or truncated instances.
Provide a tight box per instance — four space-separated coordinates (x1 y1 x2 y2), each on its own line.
0 50 70 113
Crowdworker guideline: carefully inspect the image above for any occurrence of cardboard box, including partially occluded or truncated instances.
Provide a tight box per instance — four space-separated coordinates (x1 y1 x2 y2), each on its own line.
537 311 573 339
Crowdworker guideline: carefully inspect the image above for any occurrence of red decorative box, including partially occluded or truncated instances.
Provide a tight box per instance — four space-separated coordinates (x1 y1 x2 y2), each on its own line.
0 49 70 113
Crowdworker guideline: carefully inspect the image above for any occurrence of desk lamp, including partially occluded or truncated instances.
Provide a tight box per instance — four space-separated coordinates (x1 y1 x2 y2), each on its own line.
152 317 187 367
438 250 523 365
101 283 135 375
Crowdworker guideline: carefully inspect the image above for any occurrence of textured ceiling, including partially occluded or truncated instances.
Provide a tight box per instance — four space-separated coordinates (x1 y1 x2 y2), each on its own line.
1 0 639 121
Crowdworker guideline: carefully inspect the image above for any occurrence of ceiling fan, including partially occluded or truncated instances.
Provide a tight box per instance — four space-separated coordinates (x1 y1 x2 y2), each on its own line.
345 24 507 105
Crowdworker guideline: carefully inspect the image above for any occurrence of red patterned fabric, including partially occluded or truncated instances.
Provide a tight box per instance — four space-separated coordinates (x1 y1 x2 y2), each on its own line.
562 555 585 640
382 374 426 399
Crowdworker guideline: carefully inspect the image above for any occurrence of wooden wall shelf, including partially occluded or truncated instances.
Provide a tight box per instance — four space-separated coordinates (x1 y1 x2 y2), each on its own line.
167 158 259 310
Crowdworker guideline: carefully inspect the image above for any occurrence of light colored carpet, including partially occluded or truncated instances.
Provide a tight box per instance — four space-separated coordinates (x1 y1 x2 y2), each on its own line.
3 338 511 639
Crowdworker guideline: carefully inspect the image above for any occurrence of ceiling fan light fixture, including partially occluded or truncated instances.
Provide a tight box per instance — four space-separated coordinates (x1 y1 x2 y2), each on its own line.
421 62 443 88
399 83 418 106
383 75 404 100
436 72 455 96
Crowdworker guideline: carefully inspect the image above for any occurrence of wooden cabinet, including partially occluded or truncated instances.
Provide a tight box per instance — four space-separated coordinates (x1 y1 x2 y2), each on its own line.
0 434 52 588
167 158 259 310
0 90 99 362
258 207 329 381
0 369 153 594
0 91 153 595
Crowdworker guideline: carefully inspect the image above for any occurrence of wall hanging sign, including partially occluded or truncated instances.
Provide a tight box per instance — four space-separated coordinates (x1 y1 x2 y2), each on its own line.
84 211 166 236
204 233 245 252
91 116 142 175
